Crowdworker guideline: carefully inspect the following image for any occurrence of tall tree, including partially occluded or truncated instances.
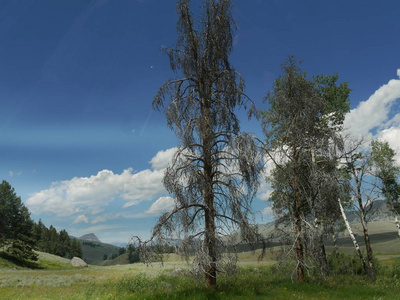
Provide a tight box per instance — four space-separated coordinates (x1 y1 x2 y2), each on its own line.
152 0 261 288
262 57 350 281
0 180 37 261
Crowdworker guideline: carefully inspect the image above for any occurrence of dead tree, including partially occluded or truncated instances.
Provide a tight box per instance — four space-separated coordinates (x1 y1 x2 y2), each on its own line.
151 0 262 288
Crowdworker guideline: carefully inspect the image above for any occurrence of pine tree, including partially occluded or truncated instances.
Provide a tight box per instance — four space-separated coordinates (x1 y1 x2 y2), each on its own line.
0 180 37 261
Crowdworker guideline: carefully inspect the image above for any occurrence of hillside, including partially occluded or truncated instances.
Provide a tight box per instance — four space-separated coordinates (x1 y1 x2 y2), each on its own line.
99 252 129 266
0 251 73 270
78 239 120 264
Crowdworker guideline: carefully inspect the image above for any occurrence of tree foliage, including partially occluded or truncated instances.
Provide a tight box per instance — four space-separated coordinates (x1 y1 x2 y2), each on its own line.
0 180 81 262
262 56 350 281
370 140 400 214
150 0 262 288
0 180 37 261
32 220 82 259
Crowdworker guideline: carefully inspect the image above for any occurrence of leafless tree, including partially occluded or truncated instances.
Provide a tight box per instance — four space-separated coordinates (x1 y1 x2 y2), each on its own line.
150 0 262 288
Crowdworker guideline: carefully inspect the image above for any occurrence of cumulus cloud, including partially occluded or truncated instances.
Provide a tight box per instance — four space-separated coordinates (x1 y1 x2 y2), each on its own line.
73 215 89 224
26 168 166 216
26 148 179 217
145 196 175 215
344 69 400 163
377 126 400 164
149 147 177 170
344 69 400 136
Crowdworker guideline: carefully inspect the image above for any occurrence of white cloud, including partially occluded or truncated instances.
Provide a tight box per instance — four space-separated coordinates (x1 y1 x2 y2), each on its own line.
344 69 400 139
344 69 400 163
73 215 89 224
377 126 400 164
26 167 167 216
91 213 121 224
25 148 184 217
149 147 177 170
145 196 175 215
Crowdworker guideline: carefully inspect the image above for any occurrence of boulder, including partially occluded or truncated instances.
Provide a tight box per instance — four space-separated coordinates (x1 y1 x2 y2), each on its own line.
70 257 88 267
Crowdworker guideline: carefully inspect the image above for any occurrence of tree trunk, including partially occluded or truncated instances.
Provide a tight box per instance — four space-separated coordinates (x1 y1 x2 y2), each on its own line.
356 188 376 280
293 149 305 282
202 98 217 289
316 222 329 278
396 216 400 239
361 215 376 280
204 193 217 288
338 198 368 275
331 232 338 252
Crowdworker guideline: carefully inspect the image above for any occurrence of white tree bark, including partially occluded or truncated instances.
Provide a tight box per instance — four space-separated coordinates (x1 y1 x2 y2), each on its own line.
338 198 368 273
396 216 400 239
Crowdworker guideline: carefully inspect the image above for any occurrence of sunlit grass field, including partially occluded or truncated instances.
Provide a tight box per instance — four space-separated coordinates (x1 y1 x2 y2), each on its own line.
1 227 399 299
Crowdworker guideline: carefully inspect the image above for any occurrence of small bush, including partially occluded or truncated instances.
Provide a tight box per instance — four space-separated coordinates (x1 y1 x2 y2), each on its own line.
327 252 363 276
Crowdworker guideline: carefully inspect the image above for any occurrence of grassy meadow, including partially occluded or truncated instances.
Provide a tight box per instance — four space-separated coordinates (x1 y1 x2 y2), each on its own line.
1 226 400 299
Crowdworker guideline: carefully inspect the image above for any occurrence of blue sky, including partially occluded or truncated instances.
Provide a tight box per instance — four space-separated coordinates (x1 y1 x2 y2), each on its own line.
1 0 399 244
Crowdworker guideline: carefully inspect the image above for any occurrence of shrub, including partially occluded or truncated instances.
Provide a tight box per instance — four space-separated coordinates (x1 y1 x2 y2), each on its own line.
327 252 363 276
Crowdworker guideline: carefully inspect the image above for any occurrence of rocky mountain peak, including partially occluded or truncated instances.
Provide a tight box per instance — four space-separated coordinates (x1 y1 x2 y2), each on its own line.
79 233 101 243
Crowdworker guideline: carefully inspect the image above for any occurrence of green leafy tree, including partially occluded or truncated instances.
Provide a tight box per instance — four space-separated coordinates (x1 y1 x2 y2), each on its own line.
0 180 37 261
262 57 350 281
370 140 400 217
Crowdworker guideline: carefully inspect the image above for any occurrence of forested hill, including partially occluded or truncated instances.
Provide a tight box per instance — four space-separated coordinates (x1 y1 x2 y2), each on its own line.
0 180 82 264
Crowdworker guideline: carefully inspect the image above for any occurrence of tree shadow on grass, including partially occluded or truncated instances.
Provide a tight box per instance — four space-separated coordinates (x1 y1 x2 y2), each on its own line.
0 252 43 269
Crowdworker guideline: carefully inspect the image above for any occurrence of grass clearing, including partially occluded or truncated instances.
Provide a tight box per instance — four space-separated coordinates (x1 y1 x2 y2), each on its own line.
1 264 400 299
1 227 400 299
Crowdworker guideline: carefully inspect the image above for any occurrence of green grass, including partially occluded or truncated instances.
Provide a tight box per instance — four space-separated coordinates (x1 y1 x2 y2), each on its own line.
1 264 400 299
1 224 399 299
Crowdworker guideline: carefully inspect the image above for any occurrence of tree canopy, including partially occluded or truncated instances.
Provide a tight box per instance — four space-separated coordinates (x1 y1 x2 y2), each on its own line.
262 56 351 281
0 180 37 261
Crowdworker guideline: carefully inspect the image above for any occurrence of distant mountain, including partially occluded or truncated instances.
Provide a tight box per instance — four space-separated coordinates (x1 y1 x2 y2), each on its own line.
345 200 393 223
110 242 128 248
79 233 101 243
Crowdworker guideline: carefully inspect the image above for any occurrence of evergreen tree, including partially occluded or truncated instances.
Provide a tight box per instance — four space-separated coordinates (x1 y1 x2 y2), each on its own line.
70 239 82 258
59 229 71 257
128 245 140 263
0 180 37 261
